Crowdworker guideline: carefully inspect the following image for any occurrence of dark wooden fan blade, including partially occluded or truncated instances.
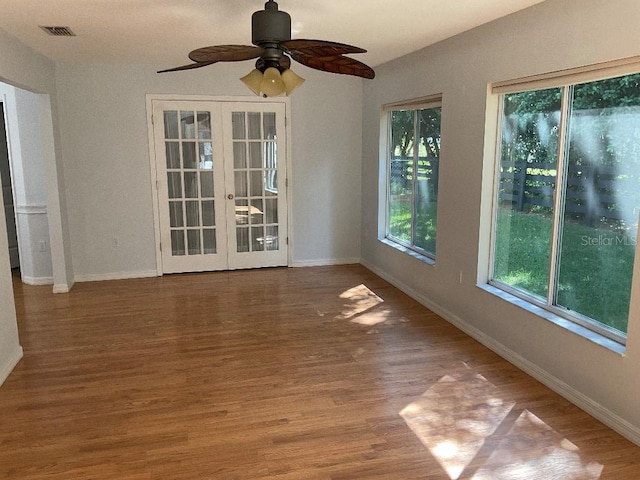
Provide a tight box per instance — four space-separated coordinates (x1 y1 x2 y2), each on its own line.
290 54 375 79
281 39 367 57
157 61 216 73
189 45 262 63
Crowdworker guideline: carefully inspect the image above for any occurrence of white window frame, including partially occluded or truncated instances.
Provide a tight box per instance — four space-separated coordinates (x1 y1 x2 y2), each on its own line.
488 57 640 347
381 96 442 261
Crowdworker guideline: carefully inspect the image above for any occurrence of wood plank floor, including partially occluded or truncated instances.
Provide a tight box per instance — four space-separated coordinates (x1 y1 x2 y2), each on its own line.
1 265 639 479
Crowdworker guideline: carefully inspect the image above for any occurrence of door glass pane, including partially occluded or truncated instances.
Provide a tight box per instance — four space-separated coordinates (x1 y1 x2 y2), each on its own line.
251 199 264 225
186 201 200 227
187 229 201 255
183 142 196 169
200 171 214 198
181 111 195 139
197 112 211 139
199 142 213 169
235 199 249 225
249 142 262 168
167 172 182 199
235 171 248 197
171 230 185 256
556 77 640 334
263 112 276 140
493 88 562 299
233 142 247 169
252 226 265 251
266 226 279 251
169 201 184 227
250 171 263 196
165 142 180 169
237 227 249 252
164 111 179 139
184 172 198 198
232 112 246 139
248 112 261 139
202 200 215 226
203 229 216 254
264 141 277 169
265 170 277 196
265 198 278 224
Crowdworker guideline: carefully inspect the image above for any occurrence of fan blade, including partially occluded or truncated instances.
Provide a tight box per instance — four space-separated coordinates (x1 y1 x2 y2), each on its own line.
290 54 375 79
281 39 367 57
189 45 262 63
157 61 216 73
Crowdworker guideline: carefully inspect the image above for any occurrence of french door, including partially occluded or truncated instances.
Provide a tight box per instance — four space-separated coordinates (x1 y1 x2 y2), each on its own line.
151 100 288 274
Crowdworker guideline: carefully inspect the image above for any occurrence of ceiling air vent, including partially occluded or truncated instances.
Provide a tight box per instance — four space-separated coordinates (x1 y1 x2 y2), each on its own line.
39 26 76 37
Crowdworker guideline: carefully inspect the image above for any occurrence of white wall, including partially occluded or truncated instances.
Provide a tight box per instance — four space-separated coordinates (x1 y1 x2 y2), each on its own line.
0 27 73 292
361 0 640 441
0 26 73 385
54 62 363 278
0 179 21 385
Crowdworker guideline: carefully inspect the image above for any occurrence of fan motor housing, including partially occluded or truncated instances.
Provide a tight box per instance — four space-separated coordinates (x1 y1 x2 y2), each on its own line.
252 1 291 45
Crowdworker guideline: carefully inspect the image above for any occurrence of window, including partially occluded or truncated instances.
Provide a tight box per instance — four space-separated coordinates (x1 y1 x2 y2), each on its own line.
385 100 442 258
491 71 640 344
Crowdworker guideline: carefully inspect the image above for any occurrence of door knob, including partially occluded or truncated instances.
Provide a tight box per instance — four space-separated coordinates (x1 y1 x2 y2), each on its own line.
227 194 234 200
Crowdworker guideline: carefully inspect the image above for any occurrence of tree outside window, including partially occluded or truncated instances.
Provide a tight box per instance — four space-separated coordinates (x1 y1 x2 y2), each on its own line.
493 73 640 342
387 103 442 258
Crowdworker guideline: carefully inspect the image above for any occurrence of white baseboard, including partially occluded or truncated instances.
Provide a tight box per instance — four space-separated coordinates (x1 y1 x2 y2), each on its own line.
360 259 640 447
74 270 158 283
291 257 360 267
53 283 71 294
21 275 54 286
0 346 23 387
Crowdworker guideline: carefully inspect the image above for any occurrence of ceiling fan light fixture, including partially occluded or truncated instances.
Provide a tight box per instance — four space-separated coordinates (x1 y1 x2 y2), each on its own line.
241 64 304 97
240 69 264 96
281 68 305 95
159 1 375 89
260 67 286 97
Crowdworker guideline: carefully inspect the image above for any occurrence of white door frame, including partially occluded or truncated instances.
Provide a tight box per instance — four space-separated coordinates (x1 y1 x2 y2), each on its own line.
145 94 293 276
0 100 20 270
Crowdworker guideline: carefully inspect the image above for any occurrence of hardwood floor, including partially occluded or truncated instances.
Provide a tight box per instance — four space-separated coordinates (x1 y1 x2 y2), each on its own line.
1 265 639 479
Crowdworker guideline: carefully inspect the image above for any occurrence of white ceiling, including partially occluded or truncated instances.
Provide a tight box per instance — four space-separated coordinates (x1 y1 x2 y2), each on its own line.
0 0 546 68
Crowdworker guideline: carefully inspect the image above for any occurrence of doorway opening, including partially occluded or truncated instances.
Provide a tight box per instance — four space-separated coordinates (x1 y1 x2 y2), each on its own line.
0 102 20 277
0 82 57 287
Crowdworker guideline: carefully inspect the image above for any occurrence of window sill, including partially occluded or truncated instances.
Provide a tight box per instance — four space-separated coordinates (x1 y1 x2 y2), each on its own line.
379 238 435 266
477 284 626 355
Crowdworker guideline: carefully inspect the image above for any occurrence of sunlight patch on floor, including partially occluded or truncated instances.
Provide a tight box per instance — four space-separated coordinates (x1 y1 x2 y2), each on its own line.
471 410 603 479
400 369 603 479
337 284 385 324
400 371 515 479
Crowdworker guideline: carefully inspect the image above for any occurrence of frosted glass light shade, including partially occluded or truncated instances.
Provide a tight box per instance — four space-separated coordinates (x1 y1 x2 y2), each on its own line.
260 67 286 97
281 69 305 95
240 69 264 96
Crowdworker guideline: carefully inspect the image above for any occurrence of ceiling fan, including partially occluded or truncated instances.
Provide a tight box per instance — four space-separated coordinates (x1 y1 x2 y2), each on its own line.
158 0 375 97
